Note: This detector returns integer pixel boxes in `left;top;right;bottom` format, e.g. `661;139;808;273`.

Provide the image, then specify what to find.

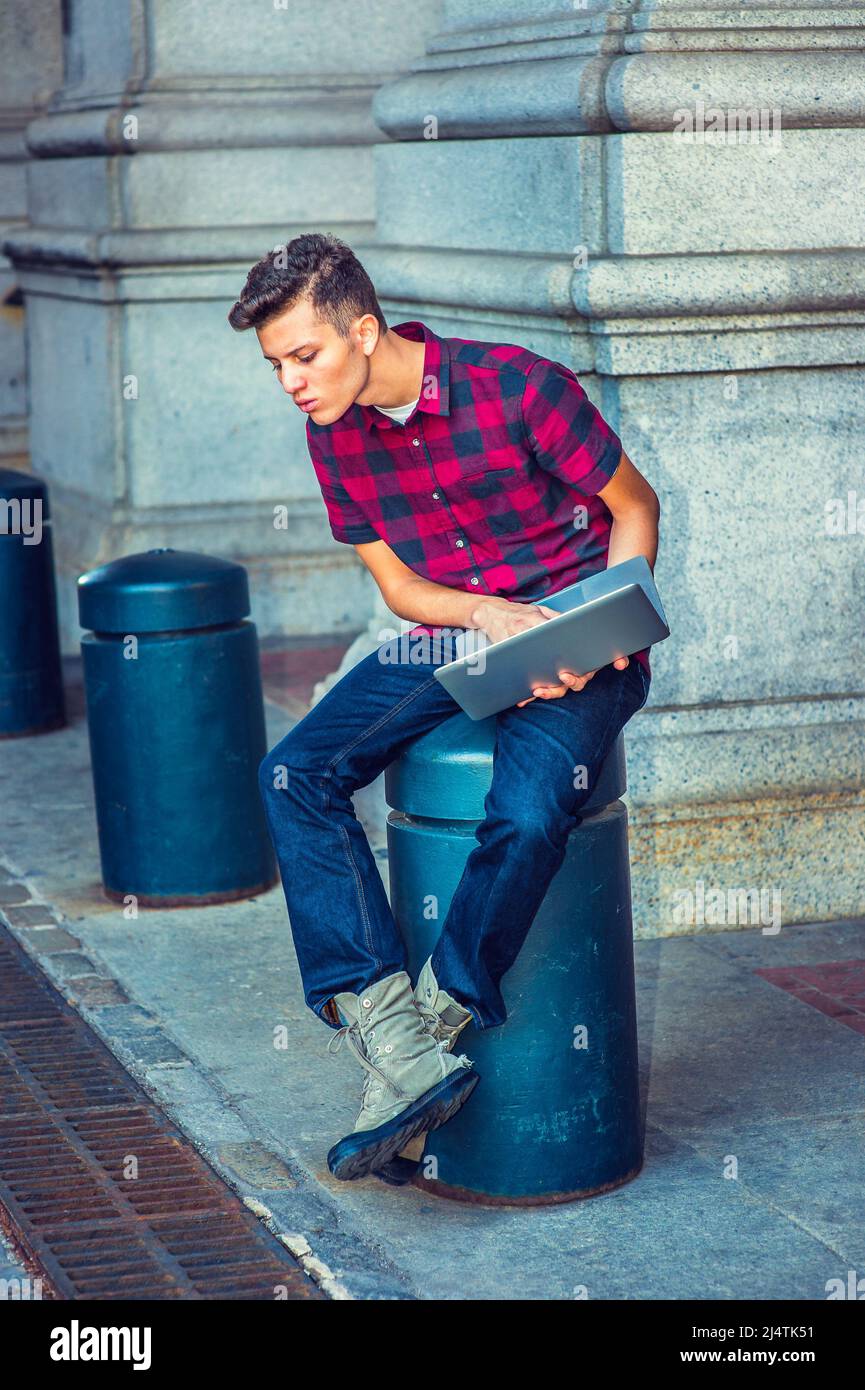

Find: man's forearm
606;506;660;574
386;574;510;629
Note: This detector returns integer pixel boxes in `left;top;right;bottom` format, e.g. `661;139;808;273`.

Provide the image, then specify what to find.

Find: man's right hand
468;596;560;645
469;596;588;708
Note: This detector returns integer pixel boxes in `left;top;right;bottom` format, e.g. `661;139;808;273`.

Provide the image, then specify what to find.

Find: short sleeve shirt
306;320;650;676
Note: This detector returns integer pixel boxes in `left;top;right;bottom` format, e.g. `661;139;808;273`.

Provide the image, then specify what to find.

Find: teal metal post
385;714;643;1205
0;468;66;737
78;548;277;906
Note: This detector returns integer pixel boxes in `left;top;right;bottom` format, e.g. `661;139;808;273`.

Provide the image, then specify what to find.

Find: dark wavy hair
227;232;387;338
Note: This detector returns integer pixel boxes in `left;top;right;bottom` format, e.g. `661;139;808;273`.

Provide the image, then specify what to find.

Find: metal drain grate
0;926;323;1300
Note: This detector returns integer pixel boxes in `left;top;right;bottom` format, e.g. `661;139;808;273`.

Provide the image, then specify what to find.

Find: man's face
256;299;376;425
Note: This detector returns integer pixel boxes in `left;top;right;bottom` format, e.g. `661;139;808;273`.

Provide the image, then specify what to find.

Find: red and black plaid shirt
307;320;650;676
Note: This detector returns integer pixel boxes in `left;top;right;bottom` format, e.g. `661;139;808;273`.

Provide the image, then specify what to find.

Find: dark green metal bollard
385;714;643;1205
0;468;66;737
78;548;277;906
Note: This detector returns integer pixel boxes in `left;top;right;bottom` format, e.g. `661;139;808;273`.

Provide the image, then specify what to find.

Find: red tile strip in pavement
755;959;865;1037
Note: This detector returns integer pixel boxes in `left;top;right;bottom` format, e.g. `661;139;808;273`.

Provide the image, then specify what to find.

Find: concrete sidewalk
0;649;863;1300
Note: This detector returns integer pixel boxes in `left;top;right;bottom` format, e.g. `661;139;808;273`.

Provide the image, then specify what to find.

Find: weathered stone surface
1;0;437;650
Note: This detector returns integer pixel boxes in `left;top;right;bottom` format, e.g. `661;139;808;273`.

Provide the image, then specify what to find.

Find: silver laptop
434;555;670;720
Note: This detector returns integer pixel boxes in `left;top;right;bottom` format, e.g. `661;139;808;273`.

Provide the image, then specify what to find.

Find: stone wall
361;0;865;929
0;0;63;469
3;0;441;644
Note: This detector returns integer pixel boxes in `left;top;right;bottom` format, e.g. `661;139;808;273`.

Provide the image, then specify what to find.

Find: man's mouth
296;397;318;413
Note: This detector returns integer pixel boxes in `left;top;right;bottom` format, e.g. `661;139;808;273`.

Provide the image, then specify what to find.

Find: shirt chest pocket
444;451;551;530
445;450;520;501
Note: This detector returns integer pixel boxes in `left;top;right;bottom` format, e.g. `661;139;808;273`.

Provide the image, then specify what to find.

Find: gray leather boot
371;959;477;1188
326;969;479;1180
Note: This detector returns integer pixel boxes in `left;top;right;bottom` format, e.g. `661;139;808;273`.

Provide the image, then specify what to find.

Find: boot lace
327;1021;409;1102
415;1002;441;1036
416;1004;471;1061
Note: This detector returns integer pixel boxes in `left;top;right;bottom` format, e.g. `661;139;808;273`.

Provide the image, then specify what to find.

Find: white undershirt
375;394;419;426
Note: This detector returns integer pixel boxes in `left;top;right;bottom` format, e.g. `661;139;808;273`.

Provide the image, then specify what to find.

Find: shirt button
455;539;464;548
412;438;421;447
470;577;479;586
432;490;440;500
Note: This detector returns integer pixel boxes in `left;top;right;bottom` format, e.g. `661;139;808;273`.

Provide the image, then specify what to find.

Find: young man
228;232;660;1182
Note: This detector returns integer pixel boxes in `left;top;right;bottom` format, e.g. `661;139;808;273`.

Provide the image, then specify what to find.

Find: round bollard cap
0;467;50;518
77;548;251;633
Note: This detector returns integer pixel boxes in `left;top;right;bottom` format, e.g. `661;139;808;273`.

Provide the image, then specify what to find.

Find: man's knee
258;729;318;802
486;803;570;852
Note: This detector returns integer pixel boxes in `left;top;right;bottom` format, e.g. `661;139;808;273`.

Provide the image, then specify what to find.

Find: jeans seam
317;768;380;973
338;819;380;973
323;672;442;775
318;671;443;982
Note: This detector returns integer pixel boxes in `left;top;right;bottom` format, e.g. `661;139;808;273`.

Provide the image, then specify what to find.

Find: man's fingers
519;673;587;704
517;655;629;708
558;668;593;690
518;684;564;705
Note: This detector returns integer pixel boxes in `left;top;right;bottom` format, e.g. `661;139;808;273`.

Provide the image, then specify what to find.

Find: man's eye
299;352;316;364
270;362;281;373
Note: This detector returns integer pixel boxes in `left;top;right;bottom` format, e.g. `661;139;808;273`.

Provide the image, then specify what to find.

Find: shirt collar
357;319;451;433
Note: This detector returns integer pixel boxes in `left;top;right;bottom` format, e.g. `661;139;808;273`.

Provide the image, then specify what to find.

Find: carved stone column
3;0;442;646
357;0;865;930
0;1;63;469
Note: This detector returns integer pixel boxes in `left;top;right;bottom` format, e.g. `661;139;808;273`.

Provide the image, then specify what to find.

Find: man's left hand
516;643;630;708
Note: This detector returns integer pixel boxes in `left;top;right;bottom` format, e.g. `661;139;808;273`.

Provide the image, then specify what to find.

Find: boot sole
327;1067;480;1182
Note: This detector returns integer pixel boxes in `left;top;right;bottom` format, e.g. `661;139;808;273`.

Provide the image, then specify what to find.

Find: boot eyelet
384;1044;393;1053
362;998;372;1008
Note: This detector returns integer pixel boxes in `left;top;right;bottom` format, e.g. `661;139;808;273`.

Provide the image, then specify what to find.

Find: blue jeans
258;630;650;1031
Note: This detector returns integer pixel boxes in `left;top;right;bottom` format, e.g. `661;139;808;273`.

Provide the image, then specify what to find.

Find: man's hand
469;596;629;708
470;596;560;646
516;654;630;706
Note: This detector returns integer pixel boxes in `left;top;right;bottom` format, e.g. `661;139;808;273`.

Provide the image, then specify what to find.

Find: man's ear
355;313;381;357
